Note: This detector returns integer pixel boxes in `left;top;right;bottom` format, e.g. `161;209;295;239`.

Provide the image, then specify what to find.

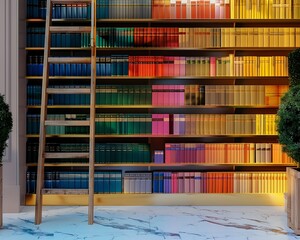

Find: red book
152;114;158;135
191;0;197;18
198;0;204;19
164;0;171;19
225;0;230;18
165;143;171;163
210;0;215;18
210;57;216;76
128;56;134;76
176;0;181;18
152;0;159;18
181;0;187;19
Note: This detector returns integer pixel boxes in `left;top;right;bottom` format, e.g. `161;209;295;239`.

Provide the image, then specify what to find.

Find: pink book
190;172;195;193
170;0;176;19
163;85;170;106
165;143;171;163
210;57;216;76
220;0;225;18
184;172;190;193
174;57;180;76
157;85;164;106
163;114;170;135
180;57;186;76
152;114;158;135
179;85;185;105
173;114;179;135
152;85;158;106
178;172;184;193
169;85;176;106
215;0;220;19
173;172;178;193
156;114;164;135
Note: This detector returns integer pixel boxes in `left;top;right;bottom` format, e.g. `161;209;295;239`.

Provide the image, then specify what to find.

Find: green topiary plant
277;48;300;165
0;95;13;164
277;85;300;164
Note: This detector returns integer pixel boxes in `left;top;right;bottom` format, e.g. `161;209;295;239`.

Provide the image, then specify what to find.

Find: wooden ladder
35;0;97;225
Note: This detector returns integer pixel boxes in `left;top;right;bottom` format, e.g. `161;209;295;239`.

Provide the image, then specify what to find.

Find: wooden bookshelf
25;1;300;206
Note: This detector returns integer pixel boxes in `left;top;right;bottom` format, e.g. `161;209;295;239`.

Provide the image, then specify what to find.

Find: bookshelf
25;0;300;206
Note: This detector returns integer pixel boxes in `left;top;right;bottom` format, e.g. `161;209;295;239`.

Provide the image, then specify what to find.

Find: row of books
27;0;300;20
152;171;286;193
26;55;288;77
27;84;288;107
232;0;298;19
164;143;293;164
27;27;300;48
26;142;292;165
26;170;286;194
27;113;277;135
124;172;152;193
27;56;128;77
26;171;122;194
26;142;151;164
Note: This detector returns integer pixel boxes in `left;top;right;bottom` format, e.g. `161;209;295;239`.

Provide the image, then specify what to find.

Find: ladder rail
88;0;96;225
35;0;52;225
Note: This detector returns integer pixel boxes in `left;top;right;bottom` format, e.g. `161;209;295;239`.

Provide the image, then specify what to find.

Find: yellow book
295;0;300;19
263;28;269;47
283;28;290;47
296;28;300;47
289;28;295;47
269;28;274;47
252;0;257;18
269;0;274;18
230;0;235;18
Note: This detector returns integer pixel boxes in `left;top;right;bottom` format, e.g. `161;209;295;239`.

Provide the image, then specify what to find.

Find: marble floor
1;206;300;240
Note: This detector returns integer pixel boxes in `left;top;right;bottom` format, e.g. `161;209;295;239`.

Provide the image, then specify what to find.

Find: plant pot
287;167;300;235
0;164;2;228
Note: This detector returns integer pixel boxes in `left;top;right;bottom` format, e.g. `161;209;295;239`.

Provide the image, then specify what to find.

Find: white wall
0;0;26;213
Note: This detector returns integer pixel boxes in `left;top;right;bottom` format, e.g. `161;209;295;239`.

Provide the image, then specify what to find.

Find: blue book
49;64;54;76
116;172;122;193
76;64;81;76
66;5;72;18
60;63;66;76
38;56;43;76
81;64;87;76
54;63;60;76
61;4;67;18
65;63;71;76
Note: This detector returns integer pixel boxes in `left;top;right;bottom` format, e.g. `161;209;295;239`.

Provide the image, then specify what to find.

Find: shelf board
25;76;289;81
25;193;285;206
26;134;278;138
26;105;280;109
26;18;300;27
26;163;296;167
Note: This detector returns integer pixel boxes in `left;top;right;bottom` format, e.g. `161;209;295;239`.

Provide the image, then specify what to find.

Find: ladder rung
50;26;92;33
42;189;89;195
51;0;91;4
45;152;89;158
45;120;90;126
48;57;91;63
47;88;91;94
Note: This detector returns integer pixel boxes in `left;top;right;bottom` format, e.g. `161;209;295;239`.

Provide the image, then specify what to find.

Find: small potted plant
277;48;300;235
0;94;13;228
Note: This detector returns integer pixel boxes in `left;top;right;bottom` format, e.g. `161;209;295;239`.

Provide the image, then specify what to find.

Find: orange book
205;0;211;18
225;0;230;18
191;0;197;18
164;0;171;19
181;0;187;19
198;0;204;18
211;0;219;19
176;0;182;18
152;0;159;18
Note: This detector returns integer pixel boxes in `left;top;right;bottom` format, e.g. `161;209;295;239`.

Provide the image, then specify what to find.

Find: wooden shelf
26;163;296;167
26;18;300;28
25;76;290;85
27;105;280;109
25;193;285;206
26;134;279;138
